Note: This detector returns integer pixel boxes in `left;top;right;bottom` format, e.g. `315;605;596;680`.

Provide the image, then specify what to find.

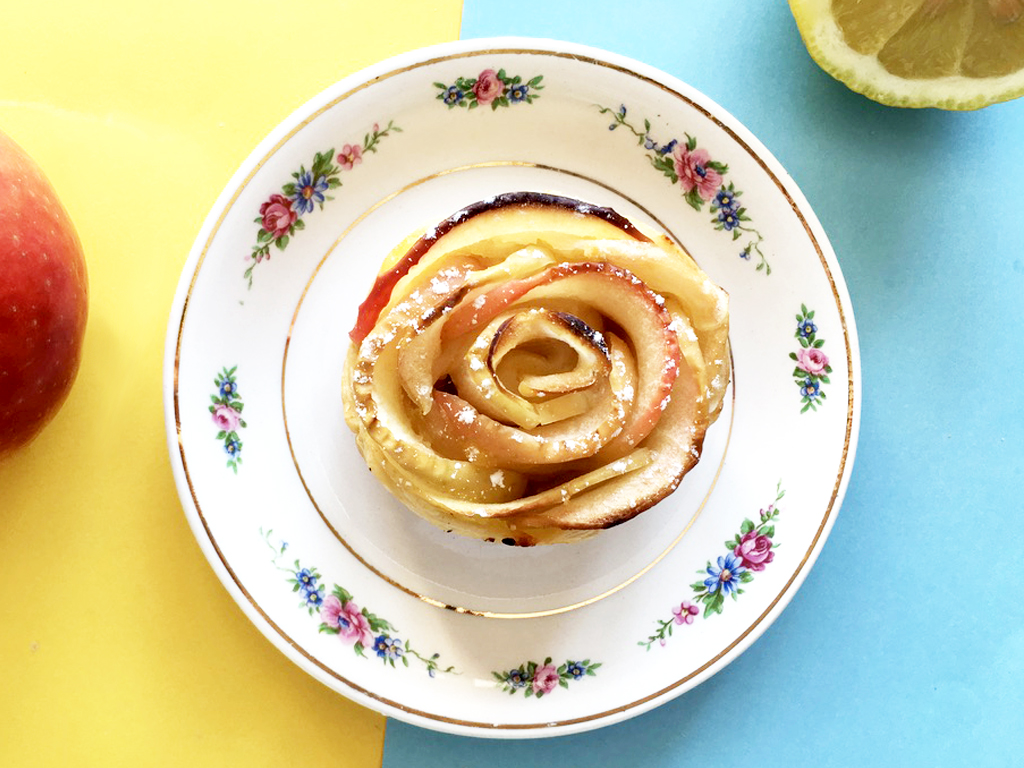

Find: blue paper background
383;3;1024;765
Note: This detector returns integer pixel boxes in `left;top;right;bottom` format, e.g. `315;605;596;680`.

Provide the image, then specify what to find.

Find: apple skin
0;131;88;458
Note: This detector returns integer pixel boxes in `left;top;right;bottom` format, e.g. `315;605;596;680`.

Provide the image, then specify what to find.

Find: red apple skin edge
0;130;88;459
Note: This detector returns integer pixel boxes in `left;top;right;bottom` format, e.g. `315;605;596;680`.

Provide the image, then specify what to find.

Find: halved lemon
790;0;1024;109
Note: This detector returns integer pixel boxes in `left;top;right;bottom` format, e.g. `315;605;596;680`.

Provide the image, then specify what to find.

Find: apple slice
447;307;611;429
345;265;537;504
555;236;730;418
442;262;681;447
422;388;619;469
490;309;609;394
350;192;651;343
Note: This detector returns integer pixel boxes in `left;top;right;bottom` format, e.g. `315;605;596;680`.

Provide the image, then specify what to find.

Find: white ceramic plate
164;38;859;738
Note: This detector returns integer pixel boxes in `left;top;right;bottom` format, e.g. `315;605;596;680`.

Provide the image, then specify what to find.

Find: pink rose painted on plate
211;403;241;433
472;68;504;105
796;346;830;377
258;194;298;241
531;663;561;696
733;530;775;571
673;144;722;202
320;595;373;648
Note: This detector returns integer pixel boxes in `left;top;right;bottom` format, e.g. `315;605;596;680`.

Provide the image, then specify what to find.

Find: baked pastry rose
343;192;729;545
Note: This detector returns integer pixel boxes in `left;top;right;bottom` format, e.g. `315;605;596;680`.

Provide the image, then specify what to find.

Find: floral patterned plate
164;38;860;738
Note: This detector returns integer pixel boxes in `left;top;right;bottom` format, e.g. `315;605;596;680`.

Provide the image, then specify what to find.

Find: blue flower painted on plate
643;136;678;155
565;661;587;680
443;85;464;106
508;83;530;102
704;553;747;596
290;171;328;215
374;635;405;661
715;187;738;211
302;584;324;610
798;319;817;338
716;208;741;231
505;668;530;689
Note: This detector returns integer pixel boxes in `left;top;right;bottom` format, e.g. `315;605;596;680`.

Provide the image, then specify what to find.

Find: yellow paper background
0;2;461;765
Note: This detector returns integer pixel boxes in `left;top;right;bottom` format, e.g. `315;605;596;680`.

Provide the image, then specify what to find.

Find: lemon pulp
791;0;1024;109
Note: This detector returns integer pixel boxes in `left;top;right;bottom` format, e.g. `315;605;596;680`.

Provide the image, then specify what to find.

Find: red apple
0;130;88;458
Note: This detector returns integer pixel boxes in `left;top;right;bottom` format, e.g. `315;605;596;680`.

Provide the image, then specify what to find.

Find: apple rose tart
342;192;729;545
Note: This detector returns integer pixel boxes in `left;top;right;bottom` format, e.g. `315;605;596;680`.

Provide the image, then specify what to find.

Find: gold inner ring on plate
280;161;736;619
173;46;856;732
